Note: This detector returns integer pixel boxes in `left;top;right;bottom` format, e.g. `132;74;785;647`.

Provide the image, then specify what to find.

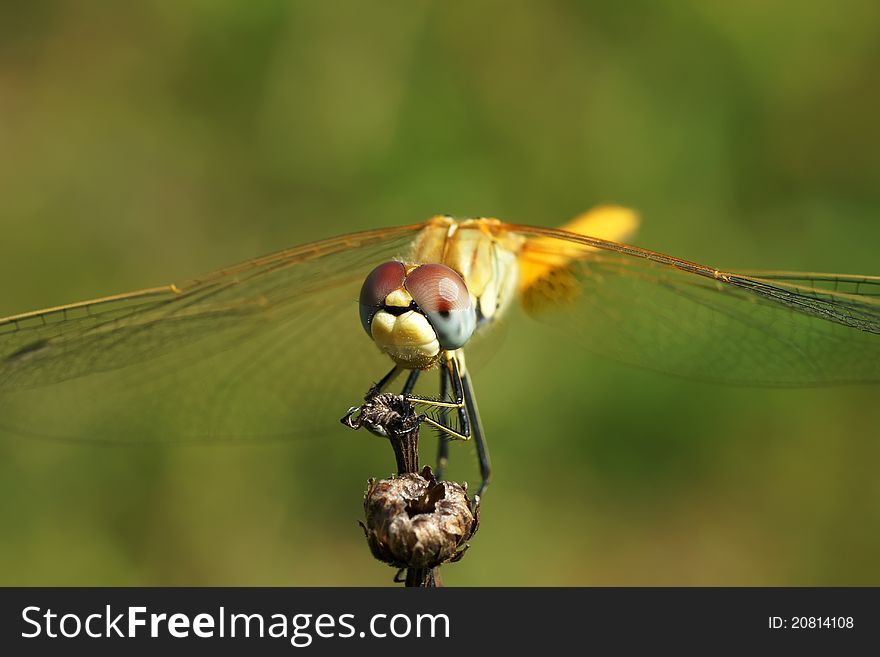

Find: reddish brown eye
405;264;476;349
405;265;469;312
360;261;406;307
359;261;406;334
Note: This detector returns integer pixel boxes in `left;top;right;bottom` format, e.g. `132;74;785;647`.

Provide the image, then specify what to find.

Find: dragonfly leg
362;356;485;496
374;364;403;393
435;366;450;480
461;370;490;500
401;369;420;396
405;355;470;441
341;365;411;430
354;361;470;440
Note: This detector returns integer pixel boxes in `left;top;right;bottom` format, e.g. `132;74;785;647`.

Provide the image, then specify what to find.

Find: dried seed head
341;391;419;439
362;466;479;569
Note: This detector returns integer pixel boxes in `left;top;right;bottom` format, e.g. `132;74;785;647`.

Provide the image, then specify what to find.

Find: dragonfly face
358;261;476;369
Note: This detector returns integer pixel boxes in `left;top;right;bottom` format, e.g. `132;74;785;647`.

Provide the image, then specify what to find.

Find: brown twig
342;390;478;587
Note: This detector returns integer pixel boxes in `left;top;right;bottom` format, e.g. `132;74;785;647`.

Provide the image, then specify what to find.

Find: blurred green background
1;0;878;585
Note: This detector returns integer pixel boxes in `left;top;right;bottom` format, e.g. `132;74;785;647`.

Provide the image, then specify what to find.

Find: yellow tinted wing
517;205;639;297
0;224;424;442
509;223;880;385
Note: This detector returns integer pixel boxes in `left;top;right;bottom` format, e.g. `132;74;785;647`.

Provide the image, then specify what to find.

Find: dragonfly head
359;261;476;369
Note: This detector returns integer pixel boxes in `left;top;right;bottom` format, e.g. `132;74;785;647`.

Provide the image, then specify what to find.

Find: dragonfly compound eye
359;261;407;335
405;264;476;350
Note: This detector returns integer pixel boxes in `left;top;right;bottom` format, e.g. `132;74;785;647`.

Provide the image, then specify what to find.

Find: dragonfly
1;206;878;499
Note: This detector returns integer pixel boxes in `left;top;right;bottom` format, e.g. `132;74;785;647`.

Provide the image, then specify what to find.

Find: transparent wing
505;223;880;385
0;224;425;442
